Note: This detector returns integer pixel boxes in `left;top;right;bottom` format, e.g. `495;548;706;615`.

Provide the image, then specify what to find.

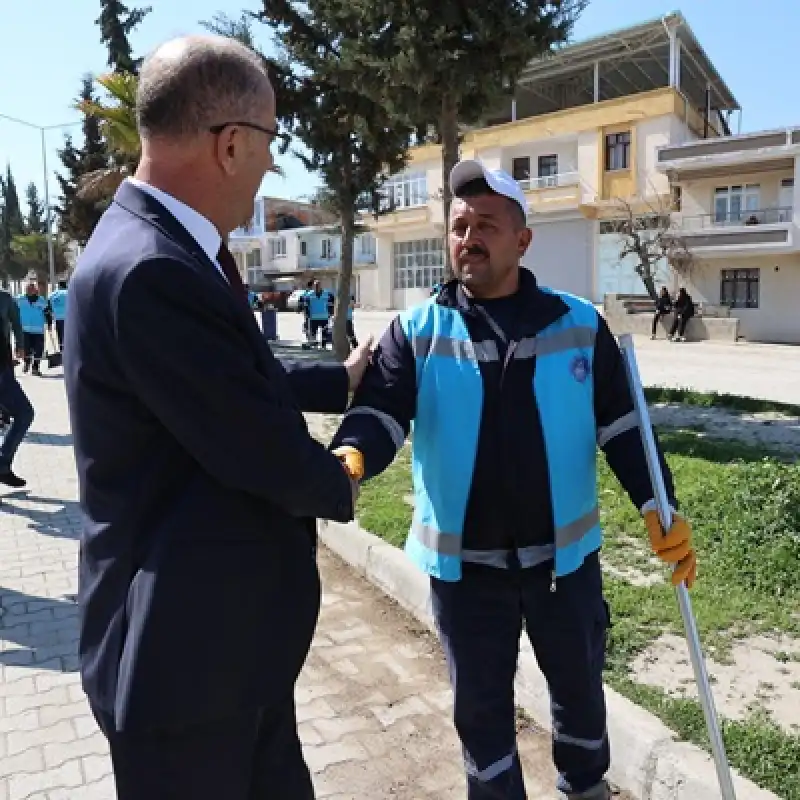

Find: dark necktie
216;243;249;305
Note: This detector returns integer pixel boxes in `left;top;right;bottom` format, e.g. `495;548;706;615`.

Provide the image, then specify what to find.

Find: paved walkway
273;311;800;404
0;371;559;799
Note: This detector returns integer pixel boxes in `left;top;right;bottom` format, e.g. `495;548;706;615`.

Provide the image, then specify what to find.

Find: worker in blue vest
49;280;69;350
329;161;697;800
306;280;334;349
16;282;52;376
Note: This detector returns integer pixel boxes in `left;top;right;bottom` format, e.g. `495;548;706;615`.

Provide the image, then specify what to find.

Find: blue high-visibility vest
49;289;68;321
16;295;49;334
399;291;601;582
307;290;332;321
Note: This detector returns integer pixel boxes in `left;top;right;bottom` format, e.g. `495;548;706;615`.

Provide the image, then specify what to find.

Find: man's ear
518;227;533;256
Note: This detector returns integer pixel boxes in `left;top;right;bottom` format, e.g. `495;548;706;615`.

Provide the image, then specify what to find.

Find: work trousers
22;332;44;371
431;552;611;799
0;366;34;470
55;319;65;350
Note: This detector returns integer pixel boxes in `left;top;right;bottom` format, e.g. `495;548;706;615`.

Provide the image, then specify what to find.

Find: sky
1;0;798;215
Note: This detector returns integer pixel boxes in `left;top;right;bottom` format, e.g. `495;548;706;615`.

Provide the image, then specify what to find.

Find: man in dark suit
64;35;370;800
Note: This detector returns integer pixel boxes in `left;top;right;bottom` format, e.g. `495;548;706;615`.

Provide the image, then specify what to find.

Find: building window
720;268;760;309
245;249;262;268
512;157;531;188
383;171;428;209
538;154;558;178
268;237;287;259
253;199;263;231
671;185;682;211
359;233;375;255
321;238;334;259
714;184;760;225
393;238;445;290
300;241;307;256
605;131;631;171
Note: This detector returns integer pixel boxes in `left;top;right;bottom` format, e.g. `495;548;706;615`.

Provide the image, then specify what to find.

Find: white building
229;224;377;298
657;127;800;343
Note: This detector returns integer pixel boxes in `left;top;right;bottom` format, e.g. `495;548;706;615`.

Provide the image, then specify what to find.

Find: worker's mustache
461;245;488;258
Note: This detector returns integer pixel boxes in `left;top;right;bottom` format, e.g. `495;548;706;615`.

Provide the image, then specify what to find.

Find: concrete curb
318;518;780;800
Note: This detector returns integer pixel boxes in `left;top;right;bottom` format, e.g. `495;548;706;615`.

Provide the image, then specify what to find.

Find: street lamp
0;113;82;290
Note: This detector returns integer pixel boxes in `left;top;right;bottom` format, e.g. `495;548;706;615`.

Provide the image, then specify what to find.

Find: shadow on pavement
0;491;82;540
0;585;79;672
24;431;74;447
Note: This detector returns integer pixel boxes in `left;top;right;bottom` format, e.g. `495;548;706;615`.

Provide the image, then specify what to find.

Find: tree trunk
439;92;459;280
638;263;659;301
332;143;355;360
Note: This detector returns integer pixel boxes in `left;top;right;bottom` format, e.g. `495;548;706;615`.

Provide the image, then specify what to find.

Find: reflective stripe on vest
399;291;601;582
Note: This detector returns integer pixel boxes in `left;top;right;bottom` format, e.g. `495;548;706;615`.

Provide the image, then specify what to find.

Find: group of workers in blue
0;278;69;489
14;279;68;375
297;278;358;349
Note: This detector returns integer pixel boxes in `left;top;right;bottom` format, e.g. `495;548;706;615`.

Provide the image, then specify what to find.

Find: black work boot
561;781;612;800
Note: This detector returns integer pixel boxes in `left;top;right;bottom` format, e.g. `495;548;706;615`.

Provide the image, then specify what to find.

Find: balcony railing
679;206;794;231
517;171;580;191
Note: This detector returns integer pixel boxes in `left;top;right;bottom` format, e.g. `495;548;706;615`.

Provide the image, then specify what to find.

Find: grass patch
354;430;800;797
644;387;800;417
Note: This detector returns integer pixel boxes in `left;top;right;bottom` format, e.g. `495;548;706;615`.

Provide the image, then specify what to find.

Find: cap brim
449;160;487;196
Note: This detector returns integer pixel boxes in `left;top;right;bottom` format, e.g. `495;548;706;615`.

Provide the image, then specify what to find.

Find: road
0;371;562;799
272;310;800;405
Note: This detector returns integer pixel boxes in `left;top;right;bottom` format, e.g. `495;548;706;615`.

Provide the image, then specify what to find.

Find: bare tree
607;196;693;301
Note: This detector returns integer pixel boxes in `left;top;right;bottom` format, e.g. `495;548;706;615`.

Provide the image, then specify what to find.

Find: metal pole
41;127;56;291
618;333;737;800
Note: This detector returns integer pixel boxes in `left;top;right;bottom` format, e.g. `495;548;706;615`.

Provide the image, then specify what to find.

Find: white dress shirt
127;178;227;281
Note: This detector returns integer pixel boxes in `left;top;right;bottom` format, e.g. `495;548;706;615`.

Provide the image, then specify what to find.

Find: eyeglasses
209;121;290;150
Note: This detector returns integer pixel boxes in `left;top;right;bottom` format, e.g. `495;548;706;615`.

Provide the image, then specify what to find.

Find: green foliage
25;183;45;235
56;76;112;245
644;386;800;417
0;165;26;283
10;232;69;282
96;0;151;74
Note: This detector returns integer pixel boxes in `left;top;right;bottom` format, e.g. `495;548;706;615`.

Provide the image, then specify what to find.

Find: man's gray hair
137;35;271;139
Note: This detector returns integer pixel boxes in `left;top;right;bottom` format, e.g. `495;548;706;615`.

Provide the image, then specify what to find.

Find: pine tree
354;0;587;276
0;166;26;283
56;76;112;245
96;0;152;74
25;183;45;234
251;2;413;357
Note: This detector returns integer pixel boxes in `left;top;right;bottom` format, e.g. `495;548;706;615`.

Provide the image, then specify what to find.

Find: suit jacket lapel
113;181;228;292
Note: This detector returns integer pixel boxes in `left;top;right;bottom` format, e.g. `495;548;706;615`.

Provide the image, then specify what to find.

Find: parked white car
286;289;306;311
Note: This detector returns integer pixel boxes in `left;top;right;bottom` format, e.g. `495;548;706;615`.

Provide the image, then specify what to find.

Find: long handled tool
618;334;737;800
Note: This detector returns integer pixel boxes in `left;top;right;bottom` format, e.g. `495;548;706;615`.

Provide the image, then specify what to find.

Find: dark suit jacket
64;181;355;733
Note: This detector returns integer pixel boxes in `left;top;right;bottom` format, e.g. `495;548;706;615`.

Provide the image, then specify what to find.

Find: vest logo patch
570;353;591;383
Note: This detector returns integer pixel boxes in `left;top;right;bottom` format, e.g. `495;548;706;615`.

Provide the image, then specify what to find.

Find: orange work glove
331;446;365;481
643;507;697;589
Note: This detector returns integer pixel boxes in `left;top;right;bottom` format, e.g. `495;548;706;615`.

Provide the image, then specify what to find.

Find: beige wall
354;266;380;309
577;131;600;203
636;115;685;196
687;254;800;343
496;137;579;179
678;168;795;219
